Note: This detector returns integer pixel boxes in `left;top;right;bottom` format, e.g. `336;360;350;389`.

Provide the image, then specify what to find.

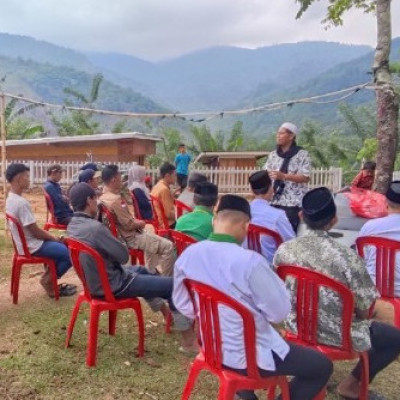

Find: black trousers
232;343;333;400
272;205;300;233
177;173;188;190
352;321;400;382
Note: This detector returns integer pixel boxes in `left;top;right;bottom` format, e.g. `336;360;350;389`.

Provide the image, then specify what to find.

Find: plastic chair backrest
356;236;400;298
170;230;197;256
150;194;169;229
184;279;261;379
247;223;283;254
175;199;193;218
130;191;144;220
98;203;118;237
276;265;355;352
43;188;57;224
65;237;116;302
5;213;31;257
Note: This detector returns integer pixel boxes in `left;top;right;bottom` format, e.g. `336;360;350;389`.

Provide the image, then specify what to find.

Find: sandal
50;283;77;298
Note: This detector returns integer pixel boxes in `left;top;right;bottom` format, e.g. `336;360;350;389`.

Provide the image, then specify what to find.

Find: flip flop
49;283;77;298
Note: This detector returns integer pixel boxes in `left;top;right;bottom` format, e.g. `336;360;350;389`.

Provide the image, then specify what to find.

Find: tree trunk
373;0;399;193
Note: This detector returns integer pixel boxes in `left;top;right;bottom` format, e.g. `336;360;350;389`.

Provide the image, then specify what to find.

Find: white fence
1;160;344;194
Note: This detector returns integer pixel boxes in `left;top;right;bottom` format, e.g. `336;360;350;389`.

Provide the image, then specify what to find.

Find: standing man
44;164;74;225
6;163;75;298
174;144;191;191
264;122;311;233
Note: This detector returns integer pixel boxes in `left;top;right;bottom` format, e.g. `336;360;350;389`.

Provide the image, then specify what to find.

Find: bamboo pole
0;94;6;201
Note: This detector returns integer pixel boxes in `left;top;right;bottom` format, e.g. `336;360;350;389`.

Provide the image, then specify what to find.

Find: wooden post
0;94;6;203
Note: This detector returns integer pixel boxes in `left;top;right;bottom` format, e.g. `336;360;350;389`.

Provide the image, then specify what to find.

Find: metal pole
0;94;6;202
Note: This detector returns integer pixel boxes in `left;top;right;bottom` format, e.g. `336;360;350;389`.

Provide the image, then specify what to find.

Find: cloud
0;0;399;60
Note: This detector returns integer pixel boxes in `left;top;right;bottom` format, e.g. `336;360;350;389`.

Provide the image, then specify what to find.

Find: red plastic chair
42;188;68;231
150;194;171;236
170;230;197;256
5;213;59;304
356;236;400;327
175;199;193;218
181;279;290;400
276;264;370;400
130;190;159;232
247;223;283;255
98;203;145;266
64;238;145;367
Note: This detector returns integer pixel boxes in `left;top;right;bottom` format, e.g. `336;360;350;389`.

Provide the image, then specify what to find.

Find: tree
52;73;104;136
295;0;399;193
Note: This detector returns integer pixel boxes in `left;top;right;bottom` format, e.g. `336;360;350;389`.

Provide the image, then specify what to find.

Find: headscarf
128;164;149;198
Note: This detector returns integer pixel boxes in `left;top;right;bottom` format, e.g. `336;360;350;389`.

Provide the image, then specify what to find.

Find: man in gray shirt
67;183;196;352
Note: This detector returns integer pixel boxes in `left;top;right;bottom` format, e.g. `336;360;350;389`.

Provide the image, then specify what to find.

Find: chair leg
359;352;370;400
12;262;22;305
109;310;117;335
87;306;100;367
165;311;172;334
132;303;145;357
10;255;17;296
278;377;291;400
394;306;400;328
181;362;203;400
65;295;84;348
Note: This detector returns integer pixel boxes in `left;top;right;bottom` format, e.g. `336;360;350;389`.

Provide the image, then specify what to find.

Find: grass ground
0;191;399;399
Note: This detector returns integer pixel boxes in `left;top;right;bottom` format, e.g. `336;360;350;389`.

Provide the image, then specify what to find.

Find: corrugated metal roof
195;151;269;163
3;132;161;147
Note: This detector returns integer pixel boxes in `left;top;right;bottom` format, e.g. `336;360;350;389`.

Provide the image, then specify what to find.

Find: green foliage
357;137;378;160
226;121;245;151
295;0;376;26
112;119;129;133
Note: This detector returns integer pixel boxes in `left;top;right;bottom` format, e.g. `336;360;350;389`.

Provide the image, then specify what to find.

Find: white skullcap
280;122;299;135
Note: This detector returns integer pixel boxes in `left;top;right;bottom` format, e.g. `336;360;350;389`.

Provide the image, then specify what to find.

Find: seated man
173;194;333;400
177;172;207;210
274;187;400;399
99;165;175;276
79;169;102;192
246;170;295;263
68;183;195;351
5;163;76;297
358;180;400;296
351;161;376;190
175;182;218;241
151;162;177;229
44;164;73;225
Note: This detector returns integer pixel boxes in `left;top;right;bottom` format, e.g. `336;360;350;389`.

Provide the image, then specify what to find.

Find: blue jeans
33;241;72;278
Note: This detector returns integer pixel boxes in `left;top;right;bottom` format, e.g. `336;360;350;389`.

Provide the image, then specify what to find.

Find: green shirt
175;205;213;241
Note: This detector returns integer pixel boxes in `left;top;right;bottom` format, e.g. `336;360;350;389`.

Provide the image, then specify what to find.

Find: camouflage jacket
273;230;379;351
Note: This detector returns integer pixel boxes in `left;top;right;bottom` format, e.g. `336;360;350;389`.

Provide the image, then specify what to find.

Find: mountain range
0;32;399;137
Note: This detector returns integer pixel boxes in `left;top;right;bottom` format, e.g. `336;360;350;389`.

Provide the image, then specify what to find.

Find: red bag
344;187;388;219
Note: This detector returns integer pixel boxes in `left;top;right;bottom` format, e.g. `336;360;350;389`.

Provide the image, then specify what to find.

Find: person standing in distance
174;144;191;192
264;122;311;232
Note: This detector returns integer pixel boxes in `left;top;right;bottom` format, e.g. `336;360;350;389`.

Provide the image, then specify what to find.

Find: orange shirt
151;179;176;228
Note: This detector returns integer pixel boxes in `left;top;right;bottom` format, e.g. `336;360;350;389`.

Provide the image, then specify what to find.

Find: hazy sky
1;0;399;61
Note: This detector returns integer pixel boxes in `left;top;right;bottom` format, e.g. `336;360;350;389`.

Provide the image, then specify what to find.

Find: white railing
0;160;344;194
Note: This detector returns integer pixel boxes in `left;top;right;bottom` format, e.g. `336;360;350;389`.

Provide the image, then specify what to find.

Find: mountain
87;42;372;111
233;37;400;136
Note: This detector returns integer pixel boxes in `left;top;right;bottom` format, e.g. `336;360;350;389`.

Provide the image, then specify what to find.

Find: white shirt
358;213;400;296
264;149;311;207
245;199;295;263
6;192;43;254
173;238;291;371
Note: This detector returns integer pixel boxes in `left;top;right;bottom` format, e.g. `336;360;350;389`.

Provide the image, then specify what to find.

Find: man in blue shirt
246;170;295;263
44;164;73;225
174;144;191;191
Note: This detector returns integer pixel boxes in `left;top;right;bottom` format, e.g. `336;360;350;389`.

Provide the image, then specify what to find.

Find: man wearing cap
358;180;400;296
100;165;175;276
78;169;101;192
173;194;333;400
44;164;73;225
67;183;196;352
264;122;311;233
177;172;208;210
247;170;295;263
175;182;218;241
6;163;76;298
274;186;400;399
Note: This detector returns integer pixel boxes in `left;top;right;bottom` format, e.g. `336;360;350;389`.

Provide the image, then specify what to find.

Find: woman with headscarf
128;164;153;220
